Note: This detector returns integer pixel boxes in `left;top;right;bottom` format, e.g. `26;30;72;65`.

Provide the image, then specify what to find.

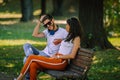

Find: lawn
0;21;120;80
0;0;120;80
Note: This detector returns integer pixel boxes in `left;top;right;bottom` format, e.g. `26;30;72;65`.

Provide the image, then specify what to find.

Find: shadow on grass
88;49;120;80
0;44;46;79
0;43;120;80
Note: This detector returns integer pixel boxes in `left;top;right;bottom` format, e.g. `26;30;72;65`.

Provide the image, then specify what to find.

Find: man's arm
32;21;45;38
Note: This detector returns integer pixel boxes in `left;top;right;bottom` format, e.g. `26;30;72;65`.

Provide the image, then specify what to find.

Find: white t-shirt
58;40;73;55
42;27;68;56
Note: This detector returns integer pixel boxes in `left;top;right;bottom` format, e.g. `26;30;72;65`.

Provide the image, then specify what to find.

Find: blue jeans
23;43;49;80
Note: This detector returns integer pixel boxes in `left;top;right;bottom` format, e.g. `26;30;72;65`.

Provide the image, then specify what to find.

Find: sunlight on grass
39;74;52;79
112;67;119;73
0;20;19;25
0;12;66;25
92;56;101;64
0;13;21;25
0;13;21;18
5;63;15;68
118;56;120;60
33;9;41;16
108;37;120;47
0;0;3;3
0;40;46;46
108;37;120;50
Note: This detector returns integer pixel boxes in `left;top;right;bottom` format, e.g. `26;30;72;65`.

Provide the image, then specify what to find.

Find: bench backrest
68;48;94;76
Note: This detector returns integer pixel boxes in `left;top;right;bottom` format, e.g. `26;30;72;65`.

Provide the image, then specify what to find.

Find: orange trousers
20;55;68;80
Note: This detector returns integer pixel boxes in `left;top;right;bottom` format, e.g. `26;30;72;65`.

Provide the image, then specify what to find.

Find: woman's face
66;24;70;32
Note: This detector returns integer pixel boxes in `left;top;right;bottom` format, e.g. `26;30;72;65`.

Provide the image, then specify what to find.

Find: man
23;14;68;80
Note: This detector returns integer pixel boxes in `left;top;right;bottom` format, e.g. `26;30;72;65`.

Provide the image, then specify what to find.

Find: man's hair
41;14;53;23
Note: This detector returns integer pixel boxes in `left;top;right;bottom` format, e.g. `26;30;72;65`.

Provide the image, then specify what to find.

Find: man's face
43;19;54;30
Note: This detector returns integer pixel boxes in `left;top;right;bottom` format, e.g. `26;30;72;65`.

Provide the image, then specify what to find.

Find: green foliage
88;33;93;40
104;0;120;36
89;49;120;80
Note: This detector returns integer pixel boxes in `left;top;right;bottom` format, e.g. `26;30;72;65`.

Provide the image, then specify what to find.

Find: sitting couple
16;14;83;80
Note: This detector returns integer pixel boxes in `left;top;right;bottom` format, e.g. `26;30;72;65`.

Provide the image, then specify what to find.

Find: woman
16;17;83;80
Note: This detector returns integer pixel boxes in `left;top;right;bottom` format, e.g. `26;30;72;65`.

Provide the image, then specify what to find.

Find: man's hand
53;39;62;45
40;15;46;22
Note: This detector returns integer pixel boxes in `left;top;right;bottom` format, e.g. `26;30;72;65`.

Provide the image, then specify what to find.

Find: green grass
0;22;47;79
108;37;120;48
89;49;120;80
0;0;120;80
0;22;120;80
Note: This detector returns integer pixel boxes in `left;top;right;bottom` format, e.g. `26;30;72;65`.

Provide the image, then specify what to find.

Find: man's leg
23;43;40;80
23;43;43;63
23;43;40;57
23;43;49;80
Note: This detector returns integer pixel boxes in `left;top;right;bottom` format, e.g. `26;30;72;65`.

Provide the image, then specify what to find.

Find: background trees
104;0;120;35
79;0;115;49
0;0;119;49
20;0;33;22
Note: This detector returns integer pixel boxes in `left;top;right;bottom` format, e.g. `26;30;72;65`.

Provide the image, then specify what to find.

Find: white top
42;27;68;56
58;40;73;55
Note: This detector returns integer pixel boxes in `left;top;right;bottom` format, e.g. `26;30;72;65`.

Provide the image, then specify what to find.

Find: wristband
57;55;60;59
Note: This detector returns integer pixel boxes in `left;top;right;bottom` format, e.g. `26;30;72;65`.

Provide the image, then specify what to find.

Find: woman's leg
17;55;67;80
23;43;49;80
16;73;24;80
29;56;67;80
17;55;35;80
29;62;40;80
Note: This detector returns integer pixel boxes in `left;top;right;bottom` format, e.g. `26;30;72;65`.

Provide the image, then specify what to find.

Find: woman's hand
51;54;61;59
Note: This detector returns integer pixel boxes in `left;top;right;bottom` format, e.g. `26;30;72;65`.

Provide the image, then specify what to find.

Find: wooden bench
44;48;94;80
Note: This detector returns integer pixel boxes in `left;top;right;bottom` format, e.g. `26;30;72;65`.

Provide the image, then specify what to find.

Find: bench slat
76;55;92;62
78;52;93;57
73;59;92;66
71;60;89;69
69;64;85;72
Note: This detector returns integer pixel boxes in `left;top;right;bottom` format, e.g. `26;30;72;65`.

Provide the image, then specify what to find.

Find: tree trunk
20;0;33;22
52;0;63;16
41;0;46;15
79;0;115;49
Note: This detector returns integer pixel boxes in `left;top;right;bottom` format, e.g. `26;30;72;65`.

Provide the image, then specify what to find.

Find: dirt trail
0;72;15;80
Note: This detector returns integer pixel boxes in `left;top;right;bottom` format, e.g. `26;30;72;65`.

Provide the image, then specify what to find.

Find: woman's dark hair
41;14;53;23
65;17;83;42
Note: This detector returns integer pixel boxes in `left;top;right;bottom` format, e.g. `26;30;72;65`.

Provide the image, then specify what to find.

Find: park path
0;72;15;80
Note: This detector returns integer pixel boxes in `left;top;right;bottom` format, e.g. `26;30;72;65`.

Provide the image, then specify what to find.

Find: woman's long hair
65;17;83;42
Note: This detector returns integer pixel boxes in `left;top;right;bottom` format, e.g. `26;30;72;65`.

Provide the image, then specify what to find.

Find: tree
104;0;120;34
51;0;63;16
41;0;46;15
20;0;33;22
79;0;115;49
